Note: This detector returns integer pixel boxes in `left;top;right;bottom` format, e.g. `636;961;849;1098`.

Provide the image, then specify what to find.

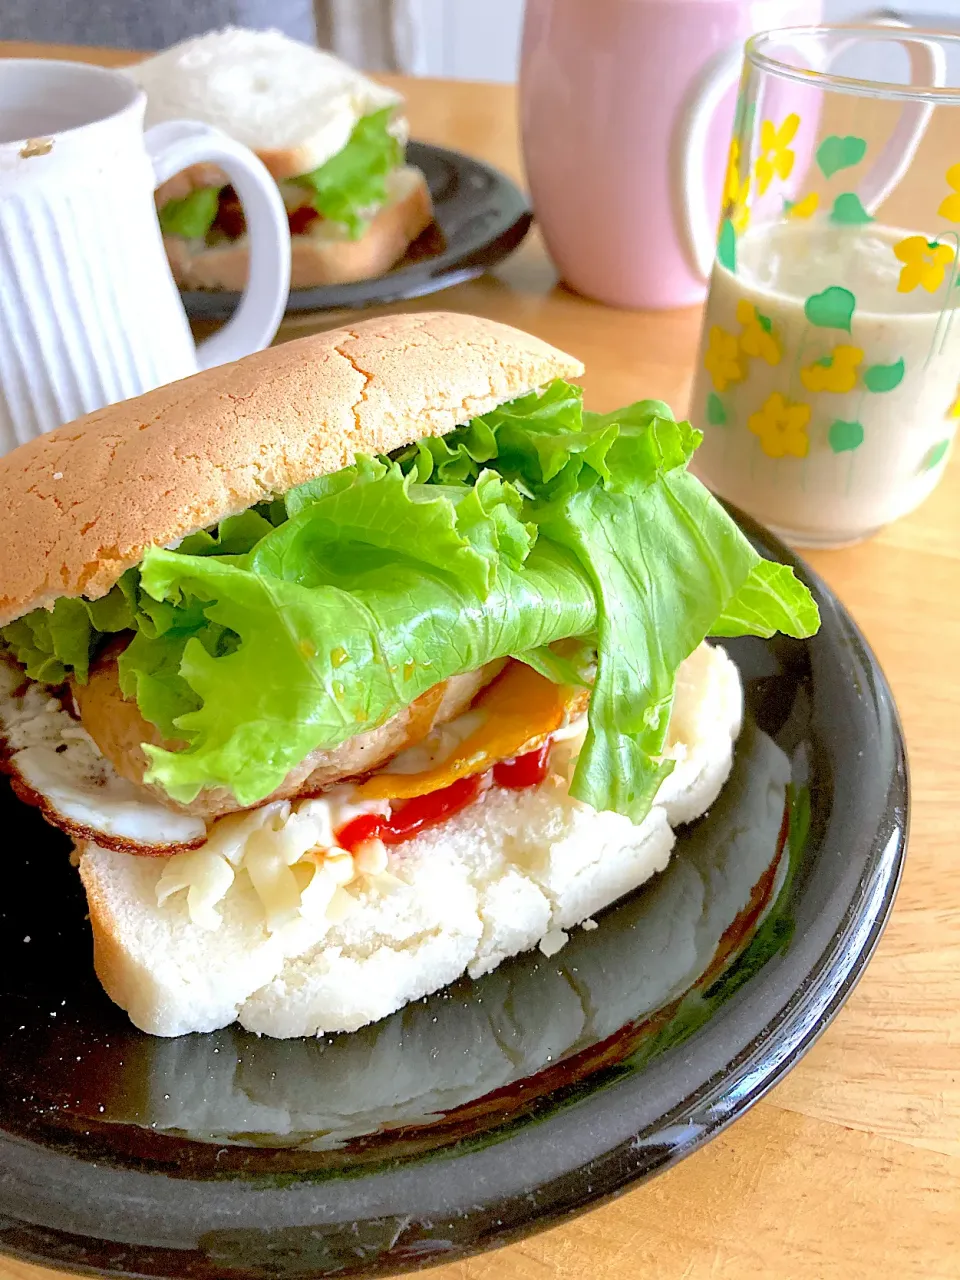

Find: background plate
0;512;907;1279
179;141;533;319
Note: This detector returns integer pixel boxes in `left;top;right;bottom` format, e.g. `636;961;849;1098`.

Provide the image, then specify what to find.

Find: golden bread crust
0;312;582;625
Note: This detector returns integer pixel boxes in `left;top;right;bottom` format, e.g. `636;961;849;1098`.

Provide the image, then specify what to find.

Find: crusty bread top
0;313;582;625
128;27;403;182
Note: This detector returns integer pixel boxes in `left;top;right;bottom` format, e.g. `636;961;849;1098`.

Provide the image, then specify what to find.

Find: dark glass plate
0;510;907;1279
179;141;533;319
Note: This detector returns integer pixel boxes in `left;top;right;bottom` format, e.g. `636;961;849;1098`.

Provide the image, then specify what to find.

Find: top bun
127;27;404;182
0;312;582;626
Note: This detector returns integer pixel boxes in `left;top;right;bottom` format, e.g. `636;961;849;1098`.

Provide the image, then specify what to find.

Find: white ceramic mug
0;59;291;453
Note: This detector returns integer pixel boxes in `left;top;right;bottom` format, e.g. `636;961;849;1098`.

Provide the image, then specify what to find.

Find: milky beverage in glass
691;221;960;545
688;24;958;545
520;0;821;309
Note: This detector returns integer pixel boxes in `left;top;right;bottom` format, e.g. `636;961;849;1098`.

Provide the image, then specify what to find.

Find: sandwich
128;28;433;291
0;312;819;1039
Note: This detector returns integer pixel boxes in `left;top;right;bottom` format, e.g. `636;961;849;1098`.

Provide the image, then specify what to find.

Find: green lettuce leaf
1;573;137;684
139;538;595;805
454;391;811;819
711;560;820;638
515;638;596;688
253;461;534;596
532;465;761;818
1;378;820;824
293;108;403;239
158;186;221;239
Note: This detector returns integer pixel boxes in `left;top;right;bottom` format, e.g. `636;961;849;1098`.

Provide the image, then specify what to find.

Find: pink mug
519;0;823;309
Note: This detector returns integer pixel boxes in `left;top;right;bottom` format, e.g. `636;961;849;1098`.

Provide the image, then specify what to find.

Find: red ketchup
336;744;553;852
336;773;486;852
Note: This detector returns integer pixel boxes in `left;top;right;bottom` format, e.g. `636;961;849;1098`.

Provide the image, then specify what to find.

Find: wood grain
0;41;958;1280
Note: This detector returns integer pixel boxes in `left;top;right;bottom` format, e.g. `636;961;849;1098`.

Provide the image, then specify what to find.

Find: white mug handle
674;13;944;283
145;120;291;370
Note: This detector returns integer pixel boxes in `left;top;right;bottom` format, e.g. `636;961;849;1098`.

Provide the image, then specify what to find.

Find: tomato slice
492;742;551;790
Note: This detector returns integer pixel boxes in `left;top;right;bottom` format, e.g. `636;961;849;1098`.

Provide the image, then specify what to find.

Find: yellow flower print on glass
736;300;781;365
722;139;752;235
800;344;864;394
704;326;744;392
755;114;800;196
723;139;741;207
949;386;960;419
938;163;960;221
748;392;811;459
786;191;819;220
730;178;751;235
894;235;955;293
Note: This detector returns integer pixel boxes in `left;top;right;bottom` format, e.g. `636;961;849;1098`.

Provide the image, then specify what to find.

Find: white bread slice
80;786;674;1040
102;723;789;1145
77;643;743;1039
656;638;745;825
128;27;403;181
165;166;433;292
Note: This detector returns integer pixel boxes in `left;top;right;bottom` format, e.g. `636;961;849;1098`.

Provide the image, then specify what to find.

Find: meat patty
72;650;504;821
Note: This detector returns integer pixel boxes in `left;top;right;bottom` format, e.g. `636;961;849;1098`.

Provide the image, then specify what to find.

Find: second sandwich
130;28;433;290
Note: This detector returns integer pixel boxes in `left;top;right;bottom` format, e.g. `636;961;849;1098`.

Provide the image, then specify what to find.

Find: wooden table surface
1;40;958;1280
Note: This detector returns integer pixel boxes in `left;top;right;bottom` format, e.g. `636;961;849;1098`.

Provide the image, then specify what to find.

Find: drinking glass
688;25;958;546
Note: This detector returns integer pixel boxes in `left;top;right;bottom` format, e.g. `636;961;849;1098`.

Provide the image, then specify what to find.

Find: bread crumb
538;928;569;958
581;918;598;931
52;472;63;480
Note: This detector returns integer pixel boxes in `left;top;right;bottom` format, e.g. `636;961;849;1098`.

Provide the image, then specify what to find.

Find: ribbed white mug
0;59;291;453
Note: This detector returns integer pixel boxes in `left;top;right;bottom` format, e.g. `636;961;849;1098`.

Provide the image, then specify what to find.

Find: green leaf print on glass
733;91;746;134
816;134;867;179
828;420;865;453
706;393;728;426
864;358;906;393
717;219;737;272
830;193;873;225
756;312;773;334
804;286;856;333
733;92;757;138
923;438;951;470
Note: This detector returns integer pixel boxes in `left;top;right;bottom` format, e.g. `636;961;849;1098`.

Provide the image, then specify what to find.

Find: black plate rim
0;507;908;1280
179;141;533;319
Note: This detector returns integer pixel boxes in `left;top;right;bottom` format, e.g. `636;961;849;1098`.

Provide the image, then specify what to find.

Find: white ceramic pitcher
0;59;291;453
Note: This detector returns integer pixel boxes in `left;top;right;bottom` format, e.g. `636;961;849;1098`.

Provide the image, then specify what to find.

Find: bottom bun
165;166;434;292
78;642;743;1039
